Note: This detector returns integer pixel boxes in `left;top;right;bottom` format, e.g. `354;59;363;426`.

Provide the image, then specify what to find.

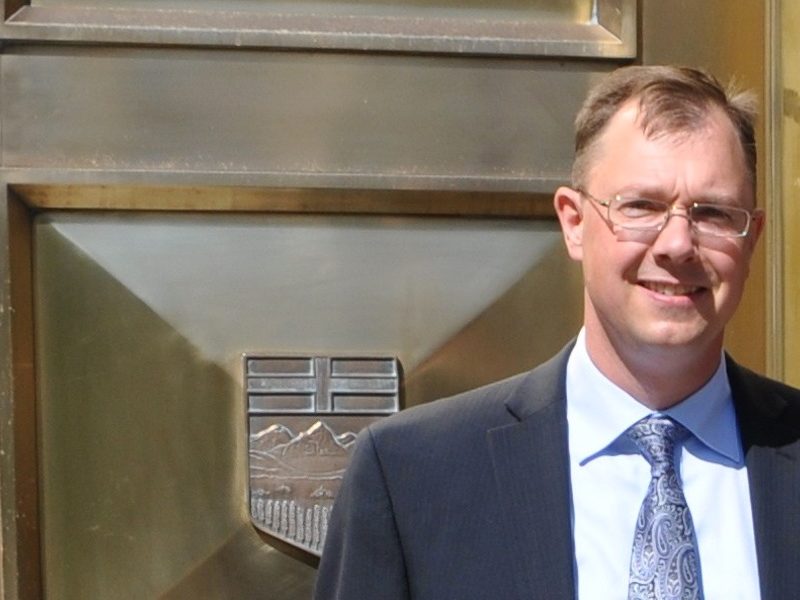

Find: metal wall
777;0;800;387
0;0;772;598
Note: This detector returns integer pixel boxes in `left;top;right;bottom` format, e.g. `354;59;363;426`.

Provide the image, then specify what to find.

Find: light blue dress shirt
566;329;761;599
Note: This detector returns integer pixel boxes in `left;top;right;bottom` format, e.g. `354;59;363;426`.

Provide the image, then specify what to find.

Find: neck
583;328;723;410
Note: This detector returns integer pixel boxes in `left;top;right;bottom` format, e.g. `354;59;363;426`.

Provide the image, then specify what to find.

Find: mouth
639;281;704;296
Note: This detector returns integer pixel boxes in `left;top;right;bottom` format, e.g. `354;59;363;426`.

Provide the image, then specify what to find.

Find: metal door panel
0;0;773;597
34;211;581;597
2;46;609;191
4;1;636;57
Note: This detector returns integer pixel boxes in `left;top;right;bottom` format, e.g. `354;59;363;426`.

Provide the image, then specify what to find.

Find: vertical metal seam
765;0;785;380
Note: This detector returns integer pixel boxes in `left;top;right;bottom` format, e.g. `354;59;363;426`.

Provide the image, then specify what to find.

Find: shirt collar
566;328;742;467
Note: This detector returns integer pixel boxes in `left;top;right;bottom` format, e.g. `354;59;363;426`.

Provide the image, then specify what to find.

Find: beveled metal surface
0;192;41;600
778;0;800;386
10;185;557;218
0;46;612;192
2;0;636;57
33;210;581;597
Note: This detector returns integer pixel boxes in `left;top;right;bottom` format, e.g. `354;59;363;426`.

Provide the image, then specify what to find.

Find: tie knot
626;415;689;473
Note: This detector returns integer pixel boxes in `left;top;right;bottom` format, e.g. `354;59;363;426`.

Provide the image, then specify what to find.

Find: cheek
707;251;751;303
582;245;636;296
700;237;754;274
580;219;622;268
579;216;650;286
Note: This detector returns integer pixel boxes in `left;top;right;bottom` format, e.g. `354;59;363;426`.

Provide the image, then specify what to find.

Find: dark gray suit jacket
314;345;800;599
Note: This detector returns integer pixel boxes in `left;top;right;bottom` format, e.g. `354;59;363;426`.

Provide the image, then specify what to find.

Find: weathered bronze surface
31;210;580;597
0;0;774;597
2;0;635;57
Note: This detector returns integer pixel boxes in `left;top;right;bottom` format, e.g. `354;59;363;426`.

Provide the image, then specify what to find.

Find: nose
650;208;697;262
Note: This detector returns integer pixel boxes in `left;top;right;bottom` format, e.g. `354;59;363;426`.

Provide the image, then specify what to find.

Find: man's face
556;100;763;366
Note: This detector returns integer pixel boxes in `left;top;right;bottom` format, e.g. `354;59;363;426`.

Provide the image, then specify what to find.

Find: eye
614;197;666;219
691;204;736;225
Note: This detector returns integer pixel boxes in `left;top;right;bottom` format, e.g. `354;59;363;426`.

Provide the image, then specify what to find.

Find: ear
553;186;584;261
745;208;765;255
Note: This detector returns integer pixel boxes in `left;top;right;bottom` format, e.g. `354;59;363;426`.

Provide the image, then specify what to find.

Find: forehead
585;101;752;203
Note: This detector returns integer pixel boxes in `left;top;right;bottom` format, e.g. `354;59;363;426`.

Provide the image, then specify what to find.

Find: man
314;66;800;599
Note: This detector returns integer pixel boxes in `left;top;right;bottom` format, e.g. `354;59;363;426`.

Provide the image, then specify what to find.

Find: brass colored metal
33;210;580;597
0;192;41;599
3;0;22;20
765;0;784;381
777;0;800;386
12;185;556;218
2;0;636;57
1;46;605;193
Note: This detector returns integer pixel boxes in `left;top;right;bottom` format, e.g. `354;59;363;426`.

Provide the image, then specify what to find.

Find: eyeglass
577;189;753;238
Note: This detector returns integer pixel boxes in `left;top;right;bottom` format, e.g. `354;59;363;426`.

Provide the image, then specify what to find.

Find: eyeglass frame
575;188;755;238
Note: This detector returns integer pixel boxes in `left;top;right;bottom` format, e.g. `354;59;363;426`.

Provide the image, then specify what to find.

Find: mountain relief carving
249;420;359;555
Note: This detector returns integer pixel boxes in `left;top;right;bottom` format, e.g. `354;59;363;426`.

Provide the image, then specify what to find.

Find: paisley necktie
626;415;704;600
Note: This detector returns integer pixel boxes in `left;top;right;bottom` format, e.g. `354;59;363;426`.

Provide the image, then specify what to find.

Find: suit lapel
480;350;800;599
486;348;575;599
728;357;800;600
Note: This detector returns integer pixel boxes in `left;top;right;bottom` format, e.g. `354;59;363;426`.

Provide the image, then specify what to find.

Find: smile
640;282;703;296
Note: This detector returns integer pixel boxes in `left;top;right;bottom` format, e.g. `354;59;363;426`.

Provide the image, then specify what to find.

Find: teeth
642;282;700;296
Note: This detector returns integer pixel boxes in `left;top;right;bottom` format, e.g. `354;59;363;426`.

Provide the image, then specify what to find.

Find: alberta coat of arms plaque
245;355;400;556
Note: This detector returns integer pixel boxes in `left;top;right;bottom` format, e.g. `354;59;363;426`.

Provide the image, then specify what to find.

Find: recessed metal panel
4;0;636;57
33;210;582;597
1;46;613;191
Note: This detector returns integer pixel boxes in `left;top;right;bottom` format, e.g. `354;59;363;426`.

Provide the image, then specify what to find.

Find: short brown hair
572;65;757;193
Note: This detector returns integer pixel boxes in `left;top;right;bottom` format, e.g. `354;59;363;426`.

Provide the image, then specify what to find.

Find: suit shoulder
367;370;531;445
727;358;800;439
730;359;800;404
